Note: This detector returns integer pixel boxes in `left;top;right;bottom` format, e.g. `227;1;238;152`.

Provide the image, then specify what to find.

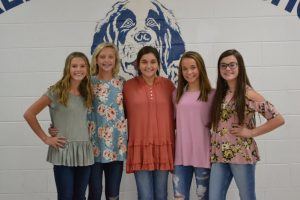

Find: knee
173;175;186;200
196;185;208;200
174;195;185;200
87;190;102;200
195;173;209;200
173;174;179;187
108;196;119;200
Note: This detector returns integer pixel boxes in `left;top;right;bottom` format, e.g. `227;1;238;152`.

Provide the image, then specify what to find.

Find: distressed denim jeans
134;170;169;200
172;165;210;200
209;163;256;200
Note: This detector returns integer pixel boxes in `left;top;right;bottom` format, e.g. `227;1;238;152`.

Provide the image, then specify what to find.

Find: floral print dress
210;87;280;164
88;75;127;163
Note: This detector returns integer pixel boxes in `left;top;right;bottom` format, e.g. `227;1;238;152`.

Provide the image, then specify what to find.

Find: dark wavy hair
136;46;160;76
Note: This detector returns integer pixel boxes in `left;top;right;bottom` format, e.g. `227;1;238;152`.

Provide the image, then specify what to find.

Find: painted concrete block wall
0;0;299;199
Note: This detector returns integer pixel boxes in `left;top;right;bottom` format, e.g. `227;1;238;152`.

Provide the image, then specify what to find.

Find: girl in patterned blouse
87;42;127;200
209;49;285;200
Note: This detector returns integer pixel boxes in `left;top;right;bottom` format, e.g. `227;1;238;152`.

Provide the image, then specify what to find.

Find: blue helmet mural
91;0;185;83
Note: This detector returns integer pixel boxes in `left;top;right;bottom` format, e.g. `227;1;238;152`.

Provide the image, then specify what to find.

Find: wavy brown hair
176;51;212;103
211;49;252;131
50;52;93;108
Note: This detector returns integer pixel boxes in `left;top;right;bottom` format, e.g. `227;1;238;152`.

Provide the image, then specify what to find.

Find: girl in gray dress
24;52;94;200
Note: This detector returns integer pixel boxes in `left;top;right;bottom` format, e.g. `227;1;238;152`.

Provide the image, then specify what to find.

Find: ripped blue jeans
172;165;210;200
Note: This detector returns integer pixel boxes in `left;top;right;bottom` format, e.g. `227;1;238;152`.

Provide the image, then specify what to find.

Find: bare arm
231;89;285;138
23;95;66;148
231;114;285;138
251;114;285;137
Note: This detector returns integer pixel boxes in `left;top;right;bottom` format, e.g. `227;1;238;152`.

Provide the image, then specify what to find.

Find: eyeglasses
219;62;238;70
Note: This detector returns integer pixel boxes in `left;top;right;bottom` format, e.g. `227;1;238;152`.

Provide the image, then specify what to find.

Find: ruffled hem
47;141;94;167
211;159;259;165
210;149;260;164
126;143;174;173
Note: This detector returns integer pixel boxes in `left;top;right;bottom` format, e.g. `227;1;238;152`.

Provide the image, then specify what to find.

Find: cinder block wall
0;0;299;199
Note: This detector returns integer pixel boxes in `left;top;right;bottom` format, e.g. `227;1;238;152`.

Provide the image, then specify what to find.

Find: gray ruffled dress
45;90;94;167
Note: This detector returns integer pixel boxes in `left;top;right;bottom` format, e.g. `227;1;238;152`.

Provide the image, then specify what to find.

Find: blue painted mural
0;0;30;15
91;0;186;82
271;0;300;18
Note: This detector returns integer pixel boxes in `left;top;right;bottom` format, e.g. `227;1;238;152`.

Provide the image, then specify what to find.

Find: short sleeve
250;100;280;120
43;89;57;108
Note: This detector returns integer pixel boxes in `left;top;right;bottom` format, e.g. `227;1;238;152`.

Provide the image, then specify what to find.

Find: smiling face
69;57;88;82
219;55;239;83
96;47;116;75
139;52;159;81
181;57;200;86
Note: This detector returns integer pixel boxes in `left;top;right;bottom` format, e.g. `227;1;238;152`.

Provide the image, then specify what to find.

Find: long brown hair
211;49;252;130
50;52;93;108
176;51;212;103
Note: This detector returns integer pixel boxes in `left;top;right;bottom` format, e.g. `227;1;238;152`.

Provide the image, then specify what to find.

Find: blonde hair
90;42;120;76
50;52;93;108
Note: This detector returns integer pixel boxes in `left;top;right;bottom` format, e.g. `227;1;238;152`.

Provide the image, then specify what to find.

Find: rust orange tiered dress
123;76;175;173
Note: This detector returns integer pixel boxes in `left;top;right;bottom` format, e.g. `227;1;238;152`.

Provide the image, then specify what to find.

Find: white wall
0;0;299;199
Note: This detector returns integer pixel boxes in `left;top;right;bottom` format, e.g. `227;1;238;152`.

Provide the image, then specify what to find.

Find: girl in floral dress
87;42;127;200
209;49;285;200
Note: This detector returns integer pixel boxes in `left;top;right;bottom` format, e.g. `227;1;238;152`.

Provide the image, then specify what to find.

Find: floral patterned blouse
88;75;127;163
210;87;280;164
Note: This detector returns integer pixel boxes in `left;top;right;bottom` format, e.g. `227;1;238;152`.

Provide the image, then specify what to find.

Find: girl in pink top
173;51;215;200
209;49;285;200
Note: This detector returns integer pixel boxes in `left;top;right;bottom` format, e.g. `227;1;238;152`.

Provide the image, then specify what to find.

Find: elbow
23;110;30;122
280;116;285;126
277;114;285;127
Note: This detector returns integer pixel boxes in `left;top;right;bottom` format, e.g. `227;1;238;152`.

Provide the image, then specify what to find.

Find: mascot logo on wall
91;0;185;82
